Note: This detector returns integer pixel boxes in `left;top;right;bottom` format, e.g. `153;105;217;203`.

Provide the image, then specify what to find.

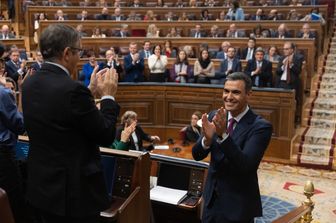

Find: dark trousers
33;208;100;223
202;193;254;223
0;146;26;223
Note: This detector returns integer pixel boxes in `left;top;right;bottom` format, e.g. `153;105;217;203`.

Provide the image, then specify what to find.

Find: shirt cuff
216;133;229;144
101;95;115;101
18;69;24;75
201;137;210;150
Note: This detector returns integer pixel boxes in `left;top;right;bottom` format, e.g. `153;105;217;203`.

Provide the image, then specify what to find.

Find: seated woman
82;50;103;87
112;111;160;151
166;27;181;38
225;0;245;21
163;40;177;58
146;24;159;38
91;27;106;38
170;50;193;83
148;44;168;82
264;46;281;62
194;49;215;84
183;111;202;143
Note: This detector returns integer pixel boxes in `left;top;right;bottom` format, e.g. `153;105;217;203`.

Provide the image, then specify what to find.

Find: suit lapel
231;110;256;143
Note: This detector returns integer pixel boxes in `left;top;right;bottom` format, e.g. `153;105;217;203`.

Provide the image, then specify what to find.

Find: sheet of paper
154;145;169;150
150;186;187;205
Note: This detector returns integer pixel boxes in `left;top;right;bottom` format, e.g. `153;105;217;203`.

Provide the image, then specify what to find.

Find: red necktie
227;118;236;135
286;59;291;84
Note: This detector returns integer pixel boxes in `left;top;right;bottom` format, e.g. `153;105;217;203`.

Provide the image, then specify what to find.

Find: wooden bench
1;38;26;49
26;5;328;40
76;37;314;89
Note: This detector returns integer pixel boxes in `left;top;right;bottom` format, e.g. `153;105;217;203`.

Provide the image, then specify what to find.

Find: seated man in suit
250;8;267;20
111;7;126;21
139;40;152;59
297;23;316;39
214;47;241;84
102;50;123;80
0;24;15;39
273;23;292;38
208;25;223;38
96;7;111;20
226;23;246;38
190;24;207;38
129;0;144;7
5;49;27;88
123;42;145;82
216;41;231;60
114;24;130;38
244;47;273;87
240;37;257;60
30;51;44;72
192;72;272;223
55;9;68;21
77;10;89;21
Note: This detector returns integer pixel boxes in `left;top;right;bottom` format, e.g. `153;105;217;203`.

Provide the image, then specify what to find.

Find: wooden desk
149;140;210;162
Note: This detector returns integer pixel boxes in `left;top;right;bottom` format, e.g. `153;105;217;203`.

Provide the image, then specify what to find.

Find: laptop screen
157;162;190;190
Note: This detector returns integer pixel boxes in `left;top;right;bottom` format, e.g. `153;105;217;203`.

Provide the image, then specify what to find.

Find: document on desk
150;186;187;205
154;145;169;150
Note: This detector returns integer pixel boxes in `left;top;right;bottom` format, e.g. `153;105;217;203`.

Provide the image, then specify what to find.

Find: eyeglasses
69;46;84;56
283;48;292;50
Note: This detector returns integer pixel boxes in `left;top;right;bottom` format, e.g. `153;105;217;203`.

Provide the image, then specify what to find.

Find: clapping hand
201;113;216;147
150;135;161;143
96;67;118;97
120;122;137;143
212;107;227;137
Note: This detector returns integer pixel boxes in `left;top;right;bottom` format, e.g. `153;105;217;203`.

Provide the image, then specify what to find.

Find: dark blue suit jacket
123;54;144;82
215;58;241;78
244;59;273;87
5;60;23;84
192;109;272;222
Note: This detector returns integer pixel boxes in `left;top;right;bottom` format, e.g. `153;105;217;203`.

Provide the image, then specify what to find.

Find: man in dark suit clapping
192;72;272;223
22;24;120;223
244;47;273;87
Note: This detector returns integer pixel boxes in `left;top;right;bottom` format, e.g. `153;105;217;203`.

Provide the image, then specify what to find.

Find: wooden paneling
116;84;296;160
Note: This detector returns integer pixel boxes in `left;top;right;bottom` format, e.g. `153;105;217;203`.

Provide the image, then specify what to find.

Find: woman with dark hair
163;40;177;58
226;0;244;21
194;49;215;84
184;111;202;142
148;44;168;82
264;46;281;62
200;9;211;21
301;7;326;25
170;50;193;83
112;111;160;151
82;50;103;86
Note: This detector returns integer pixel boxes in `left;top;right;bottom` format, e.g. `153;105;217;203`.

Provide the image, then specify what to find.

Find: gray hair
39;24;80;61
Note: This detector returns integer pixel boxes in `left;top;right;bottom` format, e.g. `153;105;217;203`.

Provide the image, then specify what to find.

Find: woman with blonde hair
146;24;159;38
111;111;160;150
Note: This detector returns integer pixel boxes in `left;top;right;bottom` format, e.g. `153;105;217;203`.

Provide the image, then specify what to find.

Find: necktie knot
227;118;236;135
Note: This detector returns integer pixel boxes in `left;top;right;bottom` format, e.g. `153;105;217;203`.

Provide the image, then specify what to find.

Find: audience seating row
37;20;325;54
25;5;328;36
75;37;315;86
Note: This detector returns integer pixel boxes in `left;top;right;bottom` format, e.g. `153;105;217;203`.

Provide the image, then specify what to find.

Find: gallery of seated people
0;0;335;222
